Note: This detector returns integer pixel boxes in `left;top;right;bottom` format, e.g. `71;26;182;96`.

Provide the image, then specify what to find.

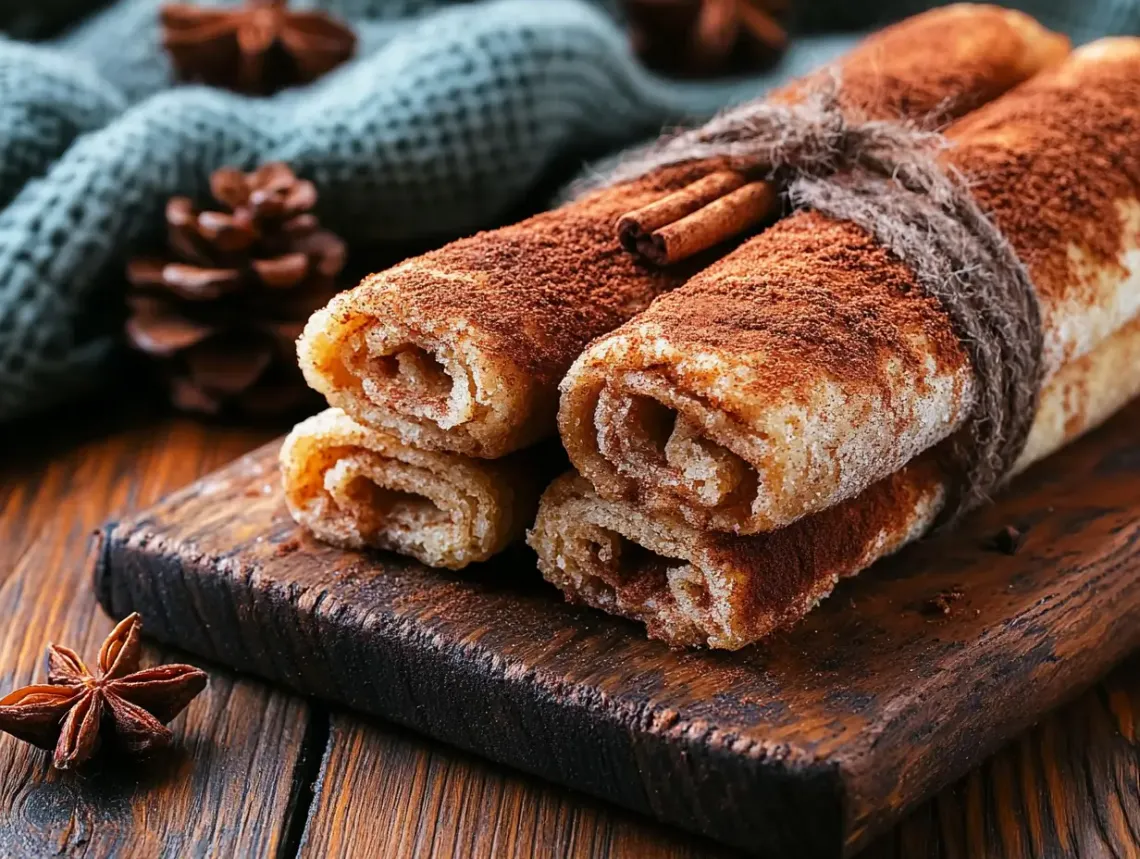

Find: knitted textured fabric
0;39;125;209
0;0;1137;423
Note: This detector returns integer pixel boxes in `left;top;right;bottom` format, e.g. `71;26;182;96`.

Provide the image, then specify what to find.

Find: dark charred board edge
92;526;845;859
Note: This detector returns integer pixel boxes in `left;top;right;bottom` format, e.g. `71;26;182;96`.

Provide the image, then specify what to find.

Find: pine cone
126;163;345;416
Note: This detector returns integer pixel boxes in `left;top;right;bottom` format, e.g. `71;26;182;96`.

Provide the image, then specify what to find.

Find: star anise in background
126;163;345;416
0;614;207;770
161;0;356;96
625;0;789;78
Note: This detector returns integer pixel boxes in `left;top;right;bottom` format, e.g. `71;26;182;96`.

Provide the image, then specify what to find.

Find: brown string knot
587;80;1044;520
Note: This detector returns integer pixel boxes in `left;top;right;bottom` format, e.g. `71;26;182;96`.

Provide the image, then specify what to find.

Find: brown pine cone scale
125;163;345;416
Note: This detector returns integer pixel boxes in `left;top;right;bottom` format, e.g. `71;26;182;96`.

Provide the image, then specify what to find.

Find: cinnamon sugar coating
560;39;1140;535
776;3;1069;123
299;4;1066;458
537;315;1140;649
298;167;711;458
945;37;1140;366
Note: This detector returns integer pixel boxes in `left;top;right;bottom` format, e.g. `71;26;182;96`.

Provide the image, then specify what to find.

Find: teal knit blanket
0;0;1136;422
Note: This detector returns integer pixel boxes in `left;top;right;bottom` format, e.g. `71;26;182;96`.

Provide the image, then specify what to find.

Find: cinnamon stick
617;171;779;264
618;171;744;235
630;180;779;265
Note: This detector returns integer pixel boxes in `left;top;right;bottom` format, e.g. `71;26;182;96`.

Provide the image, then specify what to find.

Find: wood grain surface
298;714;732;859
1;402;1139;857
93;400;1140;857
0;404;312;859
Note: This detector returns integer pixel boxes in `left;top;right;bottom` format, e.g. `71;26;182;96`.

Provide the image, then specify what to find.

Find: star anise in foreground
0;614;207;770
625;0;789;78
161;0;356;96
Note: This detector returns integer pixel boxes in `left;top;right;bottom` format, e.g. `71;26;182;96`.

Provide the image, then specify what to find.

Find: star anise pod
161;0;356;96
625;0;789;78
0;614;207;770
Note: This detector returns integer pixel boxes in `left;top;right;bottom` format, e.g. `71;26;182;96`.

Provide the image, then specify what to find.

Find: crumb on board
274;538;301;556
921;587;965;618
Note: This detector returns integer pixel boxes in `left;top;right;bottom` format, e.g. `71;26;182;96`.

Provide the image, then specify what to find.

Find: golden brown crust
775;4;1069;122
538;314;1140;649
558;210;975;533
945;37;1140;366
297;165;716;458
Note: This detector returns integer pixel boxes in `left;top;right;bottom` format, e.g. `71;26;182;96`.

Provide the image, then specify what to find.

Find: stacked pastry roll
285;5;1069;577
280;409;548;569
538;39;1140;649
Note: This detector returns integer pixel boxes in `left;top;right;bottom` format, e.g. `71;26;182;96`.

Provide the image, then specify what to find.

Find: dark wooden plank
862;653;1140;858
299;715;734;859
95;400;1140;858
0;414;313;859
6;407;1140;859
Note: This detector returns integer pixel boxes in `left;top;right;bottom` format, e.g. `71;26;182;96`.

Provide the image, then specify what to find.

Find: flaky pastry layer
281;408;545;569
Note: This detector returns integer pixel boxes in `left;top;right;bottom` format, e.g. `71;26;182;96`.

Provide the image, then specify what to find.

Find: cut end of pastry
557;215;976;536
280;408;537;569
600;387;759;511
530;464;947;650
297;275;549;458
527;471;845;650
527;473;736;648
558;339;799;535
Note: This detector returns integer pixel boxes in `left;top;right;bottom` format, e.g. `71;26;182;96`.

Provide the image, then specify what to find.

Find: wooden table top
1;401;1138;859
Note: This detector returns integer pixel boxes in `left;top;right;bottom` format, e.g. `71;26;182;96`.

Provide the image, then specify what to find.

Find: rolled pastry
281;408;548;569
532;313;1140;649
298;5;1067;458
560;39;1140;534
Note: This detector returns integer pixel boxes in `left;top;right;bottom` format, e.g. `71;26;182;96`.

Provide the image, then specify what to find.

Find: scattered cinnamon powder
343;162;716;389
625;210;970;409
945;43;1140;327
275;538;301;556
775;6;1068;126
584;46;1140;456
334;6;1067;397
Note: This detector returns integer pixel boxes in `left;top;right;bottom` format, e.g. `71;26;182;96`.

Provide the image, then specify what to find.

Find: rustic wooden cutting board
93;400;1140;859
